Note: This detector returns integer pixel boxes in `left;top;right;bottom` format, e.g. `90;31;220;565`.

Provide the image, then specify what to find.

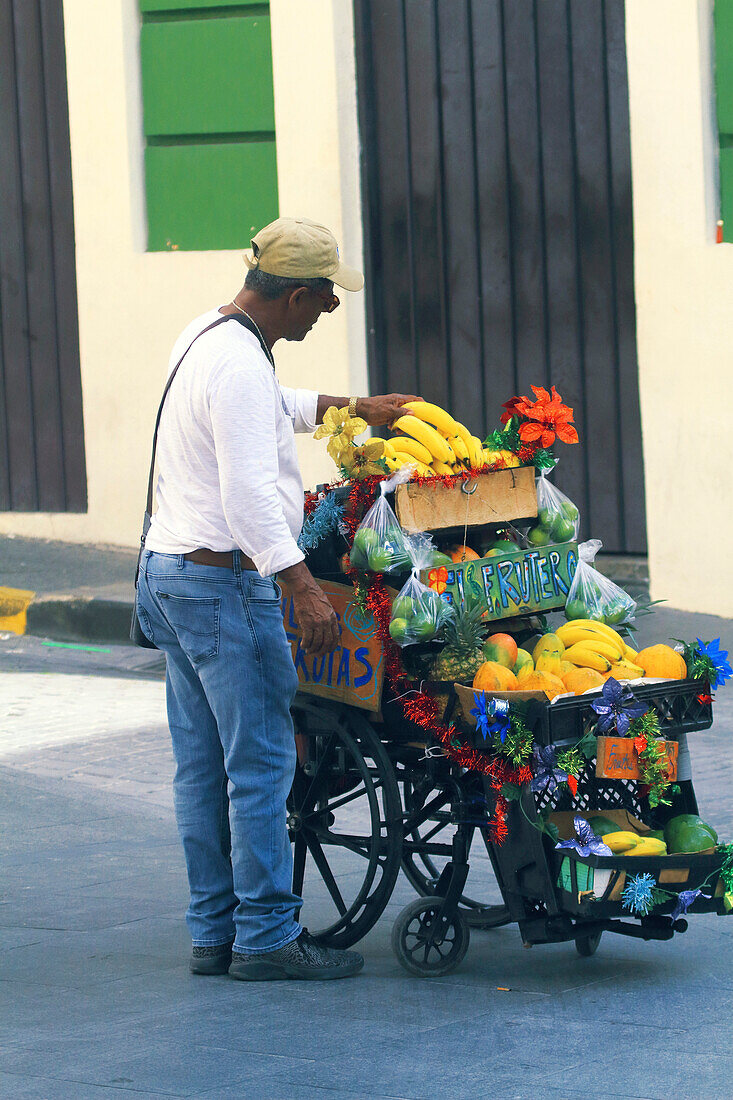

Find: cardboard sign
279;578;386;712
596;736;678;781
395;467;537;534
422;542;578;621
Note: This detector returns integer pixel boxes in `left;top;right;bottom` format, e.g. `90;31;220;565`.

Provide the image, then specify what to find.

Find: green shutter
139;3;277;251
715;1;733;241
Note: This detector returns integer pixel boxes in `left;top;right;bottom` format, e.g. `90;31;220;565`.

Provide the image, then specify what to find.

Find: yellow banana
607;660;644;680
452;421;473;451
557;619;625;648
623;644;639;661
441;437;457;464
555;625;616;650
483;448;502;465
564;644;612;673
384;456;399;472
444;433;469;461
628;838;667;856
602;832;639;853
431;460;455;476
382;439;397;460
498;449;520;468
391;416;452;464
389;436;433;466
392;452;432;477
401;401;460;437
555;629;623;660
467;436;486;468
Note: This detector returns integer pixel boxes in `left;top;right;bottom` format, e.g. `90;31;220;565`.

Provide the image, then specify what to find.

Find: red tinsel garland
341;475;531;842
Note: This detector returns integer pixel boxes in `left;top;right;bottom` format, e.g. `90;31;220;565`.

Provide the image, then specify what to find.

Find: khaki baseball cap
243;217;364;292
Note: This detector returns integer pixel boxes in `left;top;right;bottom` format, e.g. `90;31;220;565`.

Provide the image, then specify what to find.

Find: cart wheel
575;930;602;957
289;701;402;949
391;897;470;977
400;776;511;929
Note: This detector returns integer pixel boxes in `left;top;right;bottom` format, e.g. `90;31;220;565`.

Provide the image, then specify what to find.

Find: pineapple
429;601;486;682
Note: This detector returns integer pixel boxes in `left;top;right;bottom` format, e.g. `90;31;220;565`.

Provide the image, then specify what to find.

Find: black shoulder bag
130;312;272;648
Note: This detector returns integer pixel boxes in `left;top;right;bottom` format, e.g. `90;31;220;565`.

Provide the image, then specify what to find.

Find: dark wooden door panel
0;0;86;512
354;0;646;554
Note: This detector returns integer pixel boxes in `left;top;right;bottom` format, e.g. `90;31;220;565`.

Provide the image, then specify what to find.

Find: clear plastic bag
349;467;411;573
565;539;636;625
389;535;455;646
526;469;580;547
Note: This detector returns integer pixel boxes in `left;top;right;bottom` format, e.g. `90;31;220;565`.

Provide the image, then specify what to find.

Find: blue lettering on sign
326;649;337;685
514;557;531;603
311;655;327;684
336;647;351;686
567;549;578;582
496;560;520;608
526;552;541;601
536;555;553;600
548;550;569;596
455;571;466;605
293;639;310;681
481;563;496;606
286;595;299;631
353;647;373;688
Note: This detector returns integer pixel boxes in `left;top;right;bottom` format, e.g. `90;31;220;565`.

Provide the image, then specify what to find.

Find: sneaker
189;940;234;976
229;929;364;982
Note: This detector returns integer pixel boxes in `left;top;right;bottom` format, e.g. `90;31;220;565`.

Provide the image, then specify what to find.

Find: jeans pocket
248;577;281;603
156;592;221;666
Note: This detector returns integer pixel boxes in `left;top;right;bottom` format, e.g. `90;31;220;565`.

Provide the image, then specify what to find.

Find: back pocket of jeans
156;593;221;666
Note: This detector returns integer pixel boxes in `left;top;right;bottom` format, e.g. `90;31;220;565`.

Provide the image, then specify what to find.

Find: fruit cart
284;467;731;977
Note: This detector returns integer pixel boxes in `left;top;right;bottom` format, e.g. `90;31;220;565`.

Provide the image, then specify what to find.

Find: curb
26;596;135;645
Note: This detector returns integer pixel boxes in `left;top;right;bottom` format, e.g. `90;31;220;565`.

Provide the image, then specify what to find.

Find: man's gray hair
244;267;332;301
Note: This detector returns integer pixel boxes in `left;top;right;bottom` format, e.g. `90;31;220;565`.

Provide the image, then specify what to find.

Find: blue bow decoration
470;693;511;744
555;814;613;857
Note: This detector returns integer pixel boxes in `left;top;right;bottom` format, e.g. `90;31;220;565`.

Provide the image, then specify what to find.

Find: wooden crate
394;466;537;533
279;578;389;712
596;735;678;782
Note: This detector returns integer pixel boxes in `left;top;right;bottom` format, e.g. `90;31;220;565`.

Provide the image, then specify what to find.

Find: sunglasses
312;289;340;313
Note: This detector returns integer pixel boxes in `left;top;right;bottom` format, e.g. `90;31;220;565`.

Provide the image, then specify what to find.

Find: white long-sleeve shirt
144;308;318;576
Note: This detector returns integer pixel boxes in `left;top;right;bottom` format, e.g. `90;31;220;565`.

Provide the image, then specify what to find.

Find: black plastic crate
540;679;713;746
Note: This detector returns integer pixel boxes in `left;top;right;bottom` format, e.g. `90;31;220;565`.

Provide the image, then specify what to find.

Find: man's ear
288;287;308;310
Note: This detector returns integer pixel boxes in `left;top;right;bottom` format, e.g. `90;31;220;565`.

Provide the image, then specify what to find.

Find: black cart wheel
289;700;402;949
391;897;470;977
575;930;602;957
400;775;511;929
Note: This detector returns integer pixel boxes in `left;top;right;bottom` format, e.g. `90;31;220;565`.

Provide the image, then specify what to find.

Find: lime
565;598;588;620
412;615;437;641
538;507;553;528
352;527;379;552
561;500;579;522
368;548;394;573
550;516;575;542
603;601;628;624
527;525;551;547
392;595;415;620
487;539;517;554
389;617;409;643
430;551;453;567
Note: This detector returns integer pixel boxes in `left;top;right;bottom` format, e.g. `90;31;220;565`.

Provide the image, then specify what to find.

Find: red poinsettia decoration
500;386;579;448
516;386;579;448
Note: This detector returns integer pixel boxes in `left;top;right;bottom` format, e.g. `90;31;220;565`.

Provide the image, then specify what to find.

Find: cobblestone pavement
1;620;732;1098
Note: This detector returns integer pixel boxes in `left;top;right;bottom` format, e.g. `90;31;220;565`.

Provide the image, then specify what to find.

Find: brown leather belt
183;548;257;571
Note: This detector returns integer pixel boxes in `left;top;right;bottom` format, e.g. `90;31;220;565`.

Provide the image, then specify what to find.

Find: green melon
588;815;624;836
664;814;718;854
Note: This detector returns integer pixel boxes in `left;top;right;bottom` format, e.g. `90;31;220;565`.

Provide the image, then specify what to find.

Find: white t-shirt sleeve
279;385;320;434
209;364;304;576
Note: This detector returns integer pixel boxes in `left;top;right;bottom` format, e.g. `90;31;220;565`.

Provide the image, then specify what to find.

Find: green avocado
664;814;718;854
587;815;624;836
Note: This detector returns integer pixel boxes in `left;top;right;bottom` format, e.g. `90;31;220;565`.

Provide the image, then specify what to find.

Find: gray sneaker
190;940;234;976
229;929;364;981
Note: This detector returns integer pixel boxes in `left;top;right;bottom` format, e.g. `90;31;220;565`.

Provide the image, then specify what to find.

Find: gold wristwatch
348;396;359;417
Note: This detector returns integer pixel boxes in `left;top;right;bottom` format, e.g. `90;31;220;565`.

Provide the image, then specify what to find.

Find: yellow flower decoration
313;405;367;444
326;434;351;465
340;438;386;480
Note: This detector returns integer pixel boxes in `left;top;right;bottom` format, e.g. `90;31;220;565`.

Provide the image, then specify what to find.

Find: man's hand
357;394;421;427
280;562;340;656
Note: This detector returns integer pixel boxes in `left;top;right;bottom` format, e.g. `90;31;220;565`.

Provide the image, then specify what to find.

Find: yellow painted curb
0;586;36;635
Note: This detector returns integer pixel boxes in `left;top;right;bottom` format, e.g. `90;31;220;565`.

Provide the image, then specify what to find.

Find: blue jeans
136;549;302;954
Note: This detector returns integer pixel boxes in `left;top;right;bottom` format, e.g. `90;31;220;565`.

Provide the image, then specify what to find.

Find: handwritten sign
422;542;578;621
279;578;386;712
596;736;678;781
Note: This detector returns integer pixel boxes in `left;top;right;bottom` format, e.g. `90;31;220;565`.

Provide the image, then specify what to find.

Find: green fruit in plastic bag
389;617;408;643
538;507;553;528
565;599;588;620
551;516;575;543
412;614;437;641
367;548;394;573
487;539;517;554
392;595;416;620
430;551;453;567
527;525;551;547
603;600;628;625
561;500;579;522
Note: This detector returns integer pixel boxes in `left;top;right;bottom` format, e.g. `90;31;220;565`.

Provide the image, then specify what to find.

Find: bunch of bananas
555;620;642;677
602;831;667;856
384;402;520;477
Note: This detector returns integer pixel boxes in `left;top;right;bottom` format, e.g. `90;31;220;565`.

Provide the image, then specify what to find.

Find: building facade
0;0;731;617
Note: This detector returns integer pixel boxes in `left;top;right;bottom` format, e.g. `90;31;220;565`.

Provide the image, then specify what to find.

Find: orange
636;644;687;680
561;667;605;695
516;670;567;700
449;544;480;563
472;661;518;692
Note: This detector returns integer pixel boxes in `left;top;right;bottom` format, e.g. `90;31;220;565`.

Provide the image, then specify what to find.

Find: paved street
1;617;732;1099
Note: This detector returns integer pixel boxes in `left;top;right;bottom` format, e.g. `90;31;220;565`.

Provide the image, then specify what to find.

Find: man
136;217;417;981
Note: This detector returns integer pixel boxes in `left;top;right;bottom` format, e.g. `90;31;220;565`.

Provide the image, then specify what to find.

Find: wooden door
354;0;646;553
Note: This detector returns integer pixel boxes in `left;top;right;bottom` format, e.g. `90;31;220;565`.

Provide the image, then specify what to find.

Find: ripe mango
536;651;562;677
513;648;534;676
532;633;565;663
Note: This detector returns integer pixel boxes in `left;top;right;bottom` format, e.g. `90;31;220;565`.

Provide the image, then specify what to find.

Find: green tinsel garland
629;709;662;740
493;714;533;766
532;447;557;470
718;843;733;893
556;746;584;779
